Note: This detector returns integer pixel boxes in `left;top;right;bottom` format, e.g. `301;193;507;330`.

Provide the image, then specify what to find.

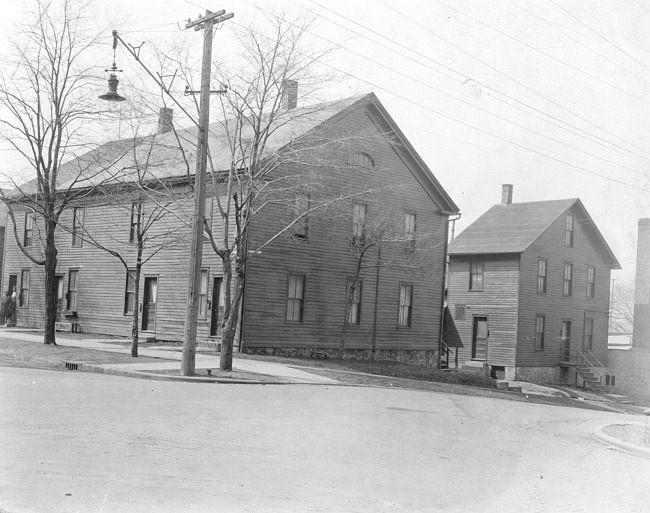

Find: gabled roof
14;93;459;214
448;198;621;269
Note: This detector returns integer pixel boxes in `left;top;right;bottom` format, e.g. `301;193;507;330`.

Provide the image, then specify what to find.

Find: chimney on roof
501;184;513;205
281;80;298;110
158;107;173;134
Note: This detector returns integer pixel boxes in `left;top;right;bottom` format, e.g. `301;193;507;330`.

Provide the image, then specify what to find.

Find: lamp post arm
112;30;200;128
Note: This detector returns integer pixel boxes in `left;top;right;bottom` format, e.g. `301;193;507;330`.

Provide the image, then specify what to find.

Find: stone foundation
243;347;438;367
515;366;563;385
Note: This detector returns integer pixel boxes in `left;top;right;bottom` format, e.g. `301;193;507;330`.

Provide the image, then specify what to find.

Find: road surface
0;366;647;512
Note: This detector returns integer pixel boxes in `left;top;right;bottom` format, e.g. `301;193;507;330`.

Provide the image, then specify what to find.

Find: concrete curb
80;363;288;385
592;422;650;459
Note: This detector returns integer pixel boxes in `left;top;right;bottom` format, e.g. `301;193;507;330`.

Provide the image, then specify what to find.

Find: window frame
67;269;79;311
469;259;484;291
129;203;143;244
19;269;30;308
346;279;362;325
537;258;547;294
23;211;34;247
398;283;413;327
404;212;417;254
71;207;84;248
352;203;367;246
535;315;545;351
563;263;573;297
124;270;136;315
565;214;574;247
561;320;571;360
350;152;375;169
586;266;596;299
286;273;306;323
198;269;209;319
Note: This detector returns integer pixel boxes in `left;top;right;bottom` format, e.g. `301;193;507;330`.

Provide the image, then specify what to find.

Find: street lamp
99;34;126;102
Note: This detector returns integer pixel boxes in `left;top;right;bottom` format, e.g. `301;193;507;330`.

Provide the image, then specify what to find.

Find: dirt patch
0;336;172;370
604;424;650;447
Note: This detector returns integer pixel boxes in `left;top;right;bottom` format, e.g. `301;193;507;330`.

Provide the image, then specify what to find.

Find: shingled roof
448;198;621;269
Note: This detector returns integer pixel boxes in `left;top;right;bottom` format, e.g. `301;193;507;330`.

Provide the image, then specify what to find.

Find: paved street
0;366;648;513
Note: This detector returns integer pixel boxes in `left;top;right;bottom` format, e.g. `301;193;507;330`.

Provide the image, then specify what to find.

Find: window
404;212;416;253
454;304;466;321
347;279;362;325
352;203;367;246
584;318;594;350
398;283;413;327
19;270;30;308
129;203;143;243
286;274;305;322
203;195;213;241
293;193;309;239
350;152;375;168
563;263;573;296
469;259;484;291
124;270;136;314
72;207;84;247
535;315;545;350
565;214;574;247
199;269;209;319
67;270;79;311
587;266;596;299
537;258;547;293
23;211;33;247
55;275;64;300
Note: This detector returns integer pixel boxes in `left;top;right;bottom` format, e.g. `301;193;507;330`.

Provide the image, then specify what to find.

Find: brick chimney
281;80;298;110
633;218;650;348
158;107;173;134
501;184;513;205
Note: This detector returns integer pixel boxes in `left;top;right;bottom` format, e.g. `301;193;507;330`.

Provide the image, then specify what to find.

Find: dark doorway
7;274;17;296
142;277;158;332
472;316;488;360
210;277;223;337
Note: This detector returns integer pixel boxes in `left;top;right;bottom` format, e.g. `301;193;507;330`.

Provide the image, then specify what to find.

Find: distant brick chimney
281;80;298;110
158;107;173;134
633;218;650;348
501;184;513;205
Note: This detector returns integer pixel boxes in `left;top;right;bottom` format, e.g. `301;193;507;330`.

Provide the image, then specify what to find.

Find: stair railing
576;350;613;389
440;340;450;369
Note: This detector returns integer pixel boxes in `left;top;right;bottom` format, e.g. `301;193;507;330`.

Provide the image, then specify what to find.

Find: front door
7;275;17;296
472;316;488;360
142;277;158;332
210;277;223;337
55;275;64;322
561;320;571;362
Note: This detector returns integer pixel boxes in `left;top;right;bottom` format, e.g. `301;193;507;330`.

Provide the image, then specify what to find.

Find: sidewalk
0;329;339;385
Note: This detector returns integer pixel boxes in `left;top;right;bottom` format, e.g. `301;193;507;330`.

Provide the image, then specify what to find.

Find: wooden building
446;185;620;384
2;93;459;363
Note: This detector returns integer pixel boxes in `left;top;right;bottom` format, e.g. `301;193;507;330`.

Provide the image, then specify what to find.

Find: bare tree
610;282;634;334
0;0;105;345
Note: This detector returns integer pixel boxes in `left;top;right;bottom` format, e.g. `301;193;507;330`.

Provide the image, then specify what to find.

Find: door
142;277;158;332
55;275;64;322
210;277;223;337
561;321;571;362
7;275;17;296
472;316;488;360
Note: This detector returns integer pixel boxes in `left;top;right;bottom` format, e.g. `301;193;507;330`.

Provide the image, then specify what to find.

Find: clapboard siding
518;204;611;367
447;254;519;366
242;105;448;351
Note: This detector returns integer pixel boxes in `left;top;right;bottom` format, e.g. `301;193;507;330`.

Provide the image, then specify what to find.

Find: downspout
438;212;461;369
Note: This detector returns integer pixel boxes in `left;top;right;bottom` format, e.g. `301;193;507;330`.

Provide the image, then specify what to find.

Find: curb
592;422;650;459
80;363;288;385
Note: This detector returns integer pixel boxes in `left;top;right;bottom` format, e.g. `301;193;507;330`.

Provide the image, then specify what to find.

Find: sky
2;0;650;286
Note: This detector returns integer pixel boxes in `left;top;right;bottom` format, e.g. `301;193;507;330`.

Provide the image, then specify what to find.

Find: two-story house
2;92;459;363
446;185;620;385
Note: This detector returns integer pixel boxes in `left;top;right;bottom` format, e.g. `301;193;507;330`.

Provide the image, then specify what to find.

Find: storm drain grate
64;361;82;371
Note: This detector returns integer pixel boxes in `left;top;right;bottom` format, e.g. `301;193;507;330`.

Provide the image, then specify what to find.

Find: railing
576;349;615;387
440;340;458;369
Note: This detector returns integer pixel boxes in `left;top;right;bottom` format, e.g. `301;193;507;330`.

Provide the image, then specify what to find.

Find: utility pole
181;9;233;376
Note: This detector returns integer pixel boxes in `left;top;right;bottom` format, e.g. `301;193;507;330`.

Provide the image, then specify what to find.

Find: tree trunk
131;265;142;358
337;257;364;359
43;216;58;345
220;267;244;372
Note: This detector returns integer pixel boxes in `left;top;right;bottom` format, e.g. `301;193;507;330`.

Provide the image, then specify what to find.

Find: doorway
7;274;17;296
142;277;158;332
472;316;488;360
210;277;223;337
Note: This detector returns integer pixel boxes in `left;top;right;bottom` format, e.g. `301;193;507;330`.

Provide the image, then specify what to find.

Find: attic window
350;152;375;169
